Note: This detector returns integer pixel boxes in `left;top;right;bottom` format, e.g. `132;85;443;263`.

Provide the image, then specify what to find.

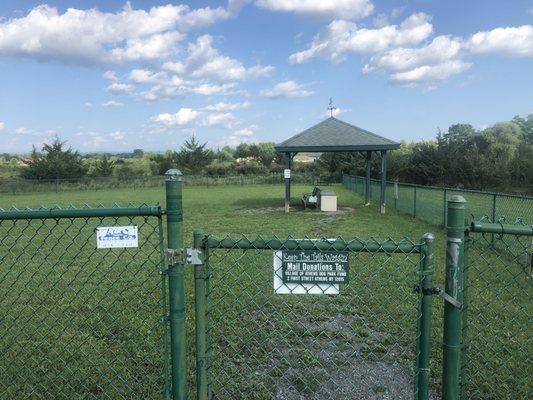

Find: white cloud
122;35;272;102
151;108;200;126
466;25;533;57
0;122;5;131
260;80;313;98
323;107;350;118
79;130;128;149
289;13;433;64
110;31;184;62
150;104;244;130
234;127;255;136
163;35;274;83
107;82;134;95
203;101;250;111
255;0;374;20
0;3;238;65
84;102;93;108
219;133;254;146
109;130;125;140
128;69;167;84
103;70;118;80
364;35;462;73
390;60;472;84
140;82;239;101
15;127;31;135
102;100;124;107
202;112;237;129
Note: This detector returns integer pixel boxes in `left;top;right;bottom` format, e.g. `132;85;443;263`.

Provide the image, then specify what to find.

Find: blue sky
0;0;532;153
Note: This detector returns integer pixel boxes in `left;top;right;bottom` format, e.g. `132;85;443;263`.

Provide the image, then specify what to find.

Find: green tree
91;154;115;177
175;136;214;173
21;138;87;180
256;142;276;166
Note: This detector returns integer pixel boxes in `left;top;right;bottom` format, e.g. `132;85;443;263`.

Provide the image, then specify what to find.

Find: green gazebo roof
275;117;400;152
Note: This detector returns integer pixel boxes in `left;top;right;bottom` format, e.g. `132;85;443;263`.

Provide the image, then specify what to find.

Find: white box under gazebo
319;191;337;212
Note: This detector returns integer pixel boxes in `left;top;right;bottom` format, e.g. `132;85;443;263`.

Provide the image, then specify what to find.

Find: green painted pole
416;233;435;399
165;169;187;400
491;193;497;246
443;189;447;227
193;229;208;400
414;186;417;218
380;150;387;214
365;151;371;206
442;195;466;400
284;152;291;213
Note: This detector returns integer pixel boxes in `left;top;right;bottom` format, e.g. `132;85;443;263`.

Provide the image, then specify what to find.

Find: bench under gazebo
275;116;400;214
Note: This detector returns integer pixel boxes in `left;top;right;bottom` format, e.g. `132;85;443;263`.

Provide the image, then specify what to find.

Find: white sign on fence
96;226;138;249
273;251;339;295
284;169;291;179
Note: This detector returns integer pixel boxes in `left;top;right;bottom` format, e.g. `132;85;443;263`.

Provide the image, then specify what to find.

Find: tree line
1;114;531;193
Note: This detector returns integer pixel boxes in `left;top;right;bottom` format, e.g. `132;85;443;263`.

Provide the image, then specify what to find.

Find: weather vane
327;97;337;117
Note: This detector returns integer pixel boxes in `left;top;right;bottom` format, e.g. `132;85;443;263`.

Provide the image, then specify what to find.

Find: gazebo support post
364;150;371;206
380;150;387;214
284;152;291;213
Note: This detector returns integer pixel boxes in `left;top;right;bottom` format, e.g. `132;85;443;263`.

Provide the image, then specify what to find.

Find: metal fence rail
0;206;170;399
342;174;533;225
193;234;436;400
461;220;532;399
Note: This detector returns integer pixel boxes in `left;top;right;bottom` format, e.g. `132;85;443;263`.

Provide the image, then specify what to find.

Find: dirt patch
270;314;438;400
239;206;355;215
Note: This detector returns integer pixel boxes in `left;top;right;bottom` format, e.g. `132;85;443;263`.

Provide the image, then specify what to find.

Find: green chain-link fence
192;234;436;400
2;171;531;400
461;219;532;399
0;206;170;399
342;174;533;225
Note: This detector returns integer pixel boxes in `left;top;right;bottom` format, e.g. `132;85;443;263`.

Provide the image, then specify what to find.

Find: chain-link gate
0;206;171;399
191;232;436;400
460;219;532;399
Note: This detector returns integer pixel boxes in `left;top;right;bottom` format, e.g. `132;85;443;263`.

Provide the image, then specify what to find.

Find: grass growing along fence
0;173;335;194
342;174;533;225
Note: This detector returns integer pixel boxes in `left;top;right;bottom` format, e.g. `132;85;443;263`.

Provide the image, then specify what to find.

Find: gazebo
275;116;400;213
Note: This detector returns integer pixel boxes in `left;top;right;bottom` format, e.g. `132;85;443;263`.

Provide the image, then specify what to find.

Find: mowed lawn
0;184;529;399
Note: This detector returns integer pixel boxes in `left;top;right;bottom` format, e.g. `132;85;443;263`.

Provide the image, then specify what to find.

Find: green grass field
0;184;529;399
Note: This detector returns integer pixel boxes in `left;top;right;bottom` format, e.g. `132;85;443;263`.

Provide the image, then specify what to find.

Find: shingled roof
275;117;400;152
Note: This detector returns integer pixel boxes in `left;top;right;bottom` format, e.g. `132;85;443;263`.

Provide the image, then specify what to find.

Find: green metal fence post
414;186;417;217
165;169;187;400
443;189;447;227
416;233;435;400
442;195;466;400
491;193;497;246
194;229;208;400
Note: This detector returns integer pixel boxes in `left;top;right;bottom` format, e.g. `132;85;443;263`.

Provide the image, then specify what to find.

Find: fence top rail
469;221;533;236
342;173;533;200
0;205;162;220
202;235;421;254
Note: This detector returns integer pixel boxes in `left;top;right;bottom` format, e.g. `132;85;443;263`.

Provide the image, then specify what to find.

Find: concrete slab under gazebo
275;116;400;213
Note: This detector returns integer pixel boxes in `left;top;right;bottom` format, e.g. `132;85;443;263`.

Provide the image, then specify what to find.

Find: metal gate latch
186;248;202;265
414;285;463;309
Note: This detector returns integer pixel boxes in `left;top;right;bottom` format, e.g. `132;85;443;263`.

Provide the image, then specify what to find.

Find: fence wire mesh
199;236;432;400
462;226;532;399
342;174;533;226
0;209;170;399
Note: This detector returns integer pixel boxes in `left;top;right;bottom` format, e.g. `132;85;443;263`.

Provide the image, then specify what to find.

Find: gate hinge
413;285;463;309
167;248;185;265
